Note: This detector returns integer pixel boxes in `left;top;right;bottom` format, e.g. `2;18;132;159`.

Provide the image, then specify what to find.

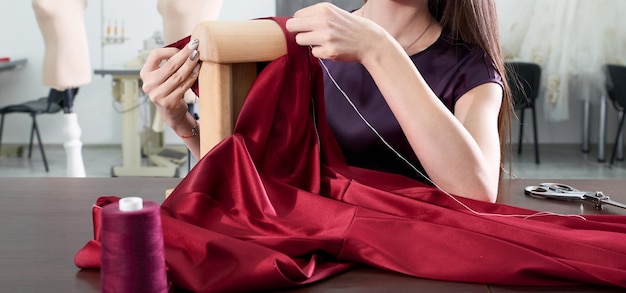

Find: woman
140;0;511;203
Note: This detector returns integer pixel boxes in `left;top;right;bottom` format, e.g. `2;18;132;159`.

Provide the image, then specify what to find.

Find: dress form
158;0;222;44
153;0;223;132
32;0;92;177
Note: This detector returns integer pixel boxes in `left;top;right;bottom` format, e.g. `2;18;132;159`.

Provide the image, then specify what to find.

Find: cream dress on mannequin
32;0;92;177
153;0;222;131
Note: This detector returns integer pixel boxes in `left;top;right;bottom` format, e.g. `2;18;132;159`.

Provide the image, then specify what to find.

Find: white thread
317;57;586;221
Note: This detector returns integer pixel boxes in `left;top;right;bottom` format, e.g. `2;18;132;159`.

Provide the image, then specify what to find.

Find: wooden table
0;178;624;292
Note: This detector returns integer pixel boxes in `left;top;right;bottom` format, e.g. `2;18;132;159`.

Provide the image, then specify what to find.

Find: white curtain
497;0;626;121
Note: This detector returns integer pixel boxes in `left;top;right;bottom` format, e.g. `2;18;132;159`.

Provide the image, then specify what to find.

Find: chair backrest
505;62;541;110
606;64;626;110
191;20;286;157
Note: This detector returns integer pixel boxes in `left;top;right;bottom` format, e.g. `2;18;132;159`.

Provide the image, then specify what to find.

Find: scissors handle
524;185;586;201
539;182;589;194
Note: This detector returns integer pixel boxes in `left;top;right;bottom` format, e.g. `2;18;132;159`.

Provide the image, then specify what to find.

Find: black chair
0;88;79;172
506;62;541;164
606;64;626;166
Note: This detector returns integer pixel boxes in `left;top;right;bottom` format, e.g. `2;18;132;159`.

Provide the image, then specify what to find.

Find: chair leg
187;103;198;173
617;112;624;161
0;114;4;155
28;116;35;158
531;105;540;164
31;115;49;172
610;111;626;166
518;109;526;154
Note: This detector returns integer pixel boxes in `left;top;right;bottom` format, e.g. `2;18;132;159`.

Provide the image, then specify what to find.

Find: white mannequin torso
157;0;223;44
32;0;92;90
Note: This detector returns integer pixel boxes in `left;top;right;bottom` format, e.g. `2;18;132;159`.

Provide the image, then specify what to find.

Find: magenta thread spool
100;197;168;293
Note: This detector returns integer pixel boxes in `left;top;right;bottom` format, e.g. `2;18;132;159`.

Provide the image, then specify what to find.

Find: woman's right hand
286;2;385;64
140;39;201;130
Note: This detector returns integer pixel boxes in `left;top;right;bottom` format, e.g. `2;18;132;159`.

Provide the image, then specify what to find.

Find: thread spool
100;197;168;293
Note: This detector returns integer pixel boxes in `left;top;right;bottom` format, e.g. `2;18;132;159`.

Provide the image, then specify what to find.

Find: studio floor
1;143;626;180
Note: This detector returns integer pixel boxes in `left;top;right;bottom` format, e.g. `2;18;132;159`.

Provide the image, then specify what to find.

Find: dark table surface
0;177;624;292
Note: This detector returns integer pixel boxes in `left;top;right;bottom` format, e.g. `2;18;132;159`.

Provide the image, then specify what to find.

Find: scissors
524;182;626;210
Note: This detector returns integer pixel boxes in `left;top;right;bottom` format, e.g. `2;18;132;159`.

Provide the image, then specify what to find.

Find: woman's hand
140;39;202;159
285;3;384;63
140;39;201;130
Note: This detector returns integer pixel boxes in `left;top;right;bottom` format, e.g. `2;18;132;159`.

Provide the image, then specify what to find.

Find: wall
0;0;274;145
0;0;620;149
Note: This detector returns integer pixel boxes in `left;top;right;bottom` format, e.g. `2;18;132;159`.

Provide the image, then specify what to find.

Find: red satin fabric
75;17;626;292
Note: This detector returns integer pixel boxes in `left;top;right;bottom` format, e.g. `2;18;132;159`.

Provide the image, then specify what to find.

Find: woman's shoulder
413;33;502;110
419;33;489;62
422;33;499;77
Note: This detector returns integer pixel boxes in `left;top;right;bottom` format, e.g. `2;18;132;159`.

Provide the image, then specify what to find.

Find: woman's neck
358;0;439;53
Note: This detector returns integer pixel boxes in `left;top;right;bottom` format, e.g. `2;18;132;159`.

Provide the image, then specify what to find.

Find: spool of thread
100;197;168;293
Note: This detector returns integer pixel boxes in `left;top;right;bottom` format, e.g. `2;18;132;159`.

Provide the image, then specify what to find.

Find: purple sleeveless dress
323;34;503;182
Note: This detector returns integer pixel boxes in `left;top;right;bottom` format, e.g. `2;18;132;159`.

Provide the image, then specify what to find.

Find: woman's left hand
285;2;383;63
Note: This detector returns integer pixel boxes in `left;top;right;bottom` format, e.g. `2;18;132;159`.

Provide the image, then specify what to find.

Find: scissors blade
599;198;626;210
580;191;626;210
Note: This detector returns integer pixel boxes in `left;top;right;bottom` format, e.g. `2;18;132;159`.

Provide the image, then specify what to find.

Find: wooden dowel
192;19;287;64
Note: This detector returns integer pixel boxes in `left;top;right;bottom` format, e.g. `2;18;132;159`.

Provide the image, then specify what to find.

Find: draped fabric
75;17;626;292
497;0;626;121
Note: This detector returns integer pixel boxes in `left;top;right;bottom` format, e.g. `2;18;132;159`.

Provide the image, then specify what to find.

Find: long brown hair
429;0;512;176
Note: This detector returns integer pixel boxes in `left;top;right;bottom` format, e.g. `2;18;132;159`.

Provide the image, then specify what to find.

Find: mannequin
32;0;92;177
158;0;222;44
153;0;223;132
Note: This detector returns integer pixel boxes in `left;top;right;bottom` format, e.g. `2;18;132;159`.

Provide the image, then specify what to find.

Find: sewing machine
94;67;187;177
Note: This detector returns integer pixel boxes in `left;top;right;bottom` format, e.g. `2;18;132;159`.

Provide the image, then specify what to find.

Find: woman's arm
287;3;502;202
361;41;502;202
